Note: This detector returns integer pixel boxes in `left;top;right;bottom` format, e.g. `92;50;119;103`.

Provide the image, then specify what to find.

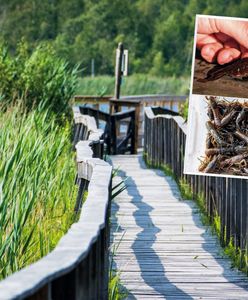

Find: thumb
215;19;248;49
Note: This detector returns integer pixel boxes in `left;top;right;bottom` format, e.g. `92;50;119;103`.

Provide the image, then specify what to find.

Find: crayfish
199;96;248;176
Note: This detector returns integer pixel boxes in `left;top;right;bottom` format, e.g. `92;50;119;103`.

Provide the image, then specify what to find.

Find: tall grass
0;105;77;279
76;74;190;96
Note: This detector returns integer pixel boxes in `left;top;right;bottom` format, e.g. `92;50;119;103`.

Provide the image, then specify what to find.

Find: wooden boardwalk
110;154;248;299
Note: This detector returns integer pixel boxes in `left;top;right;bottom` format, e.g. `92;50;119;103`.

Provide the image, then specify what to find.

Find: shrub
0;40;78;115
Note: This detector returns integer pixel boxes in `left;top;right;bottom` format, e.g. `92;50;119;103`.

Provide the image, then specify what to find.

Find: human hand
197;18;248;65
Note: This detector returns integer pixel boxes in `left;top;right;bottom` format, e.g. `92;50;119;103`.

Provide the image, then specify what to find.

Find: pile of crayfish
199;96;248;176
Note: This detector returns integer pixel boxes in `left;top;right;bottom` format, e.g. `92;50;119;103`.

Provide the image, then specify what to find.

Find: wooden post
51;270;76;300
91;59;95;78
134;105;140;154
113;43;124;140
114;43;124;101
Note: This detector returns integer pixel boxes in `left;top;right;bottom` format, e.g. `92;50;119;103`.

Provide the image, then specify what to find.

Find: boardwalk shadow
112;155;248;299
116;166;193;299
137;156;248;297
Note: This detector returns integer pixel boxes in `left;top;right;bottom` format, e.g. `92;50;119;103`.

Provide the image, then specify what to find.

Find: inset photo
184;95;248;178
192;15;248;98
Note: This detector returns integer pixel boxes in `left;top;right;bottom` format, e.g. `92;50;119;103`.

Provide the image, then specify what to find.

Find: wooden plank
110;154;248;299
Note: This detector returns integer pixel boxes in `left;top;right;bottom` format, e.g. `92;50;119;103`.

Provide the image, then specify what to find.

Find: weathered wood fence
144;106;248;262
74;95;187;147
0;108;112;300
74;95;186;111
78;105;136;155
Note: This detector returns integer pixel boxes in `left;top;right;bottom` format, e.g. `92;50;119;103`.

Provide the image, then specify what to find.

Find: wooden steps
110;154;248;299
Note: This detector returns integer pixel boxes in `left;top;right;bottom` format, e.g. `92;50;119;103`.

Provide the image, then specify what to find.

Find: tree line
0;0;247;76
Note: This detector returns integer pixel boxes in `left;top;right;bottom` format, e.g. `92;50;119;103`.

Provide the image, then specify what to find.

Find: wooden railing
144;106;248;263
0;109;112;300
78;105;137;155
73;106;104;158
74;95;187;147
74;95;186;111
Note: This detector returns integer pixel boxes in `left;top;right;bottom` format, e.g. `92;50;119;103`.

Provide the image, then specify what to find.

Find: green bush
0;41;80;279
0;41;78;114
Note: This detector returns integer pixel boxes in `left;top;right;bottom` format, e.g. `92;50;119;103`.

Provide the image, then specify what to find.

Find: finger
242;52;248;58
197;18;219;35
216;48;241;64
223;38;240;50
196;33;220;49
215;33;240;50
214;32;241;63
214;32;238;44
215;19;248;50
240;45;248;58
200;42;223;63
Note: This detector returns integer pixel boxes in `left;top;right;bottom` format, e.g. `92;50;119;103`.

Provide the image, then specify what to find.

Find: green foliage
109;235;128;300
0;20;79;279
0;0;246;76
76;75;190;96
0;40;78;114
178;178;193;200
0;42;18;103
149;52;165;77
212;215;248;273
179;98;189;120
224;239;248;273
111;179;127;200
213;214;221;238
21;43;78;113
0;105;77;279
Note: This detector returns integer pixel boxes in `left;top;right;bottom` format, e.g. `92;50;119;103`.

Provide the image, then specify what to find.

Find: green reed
76;74;190;96
0;106;77;279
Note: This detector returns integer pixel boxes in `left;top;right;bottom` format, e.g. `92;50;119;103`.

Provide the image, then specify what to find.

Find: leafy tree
0;0;247;76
